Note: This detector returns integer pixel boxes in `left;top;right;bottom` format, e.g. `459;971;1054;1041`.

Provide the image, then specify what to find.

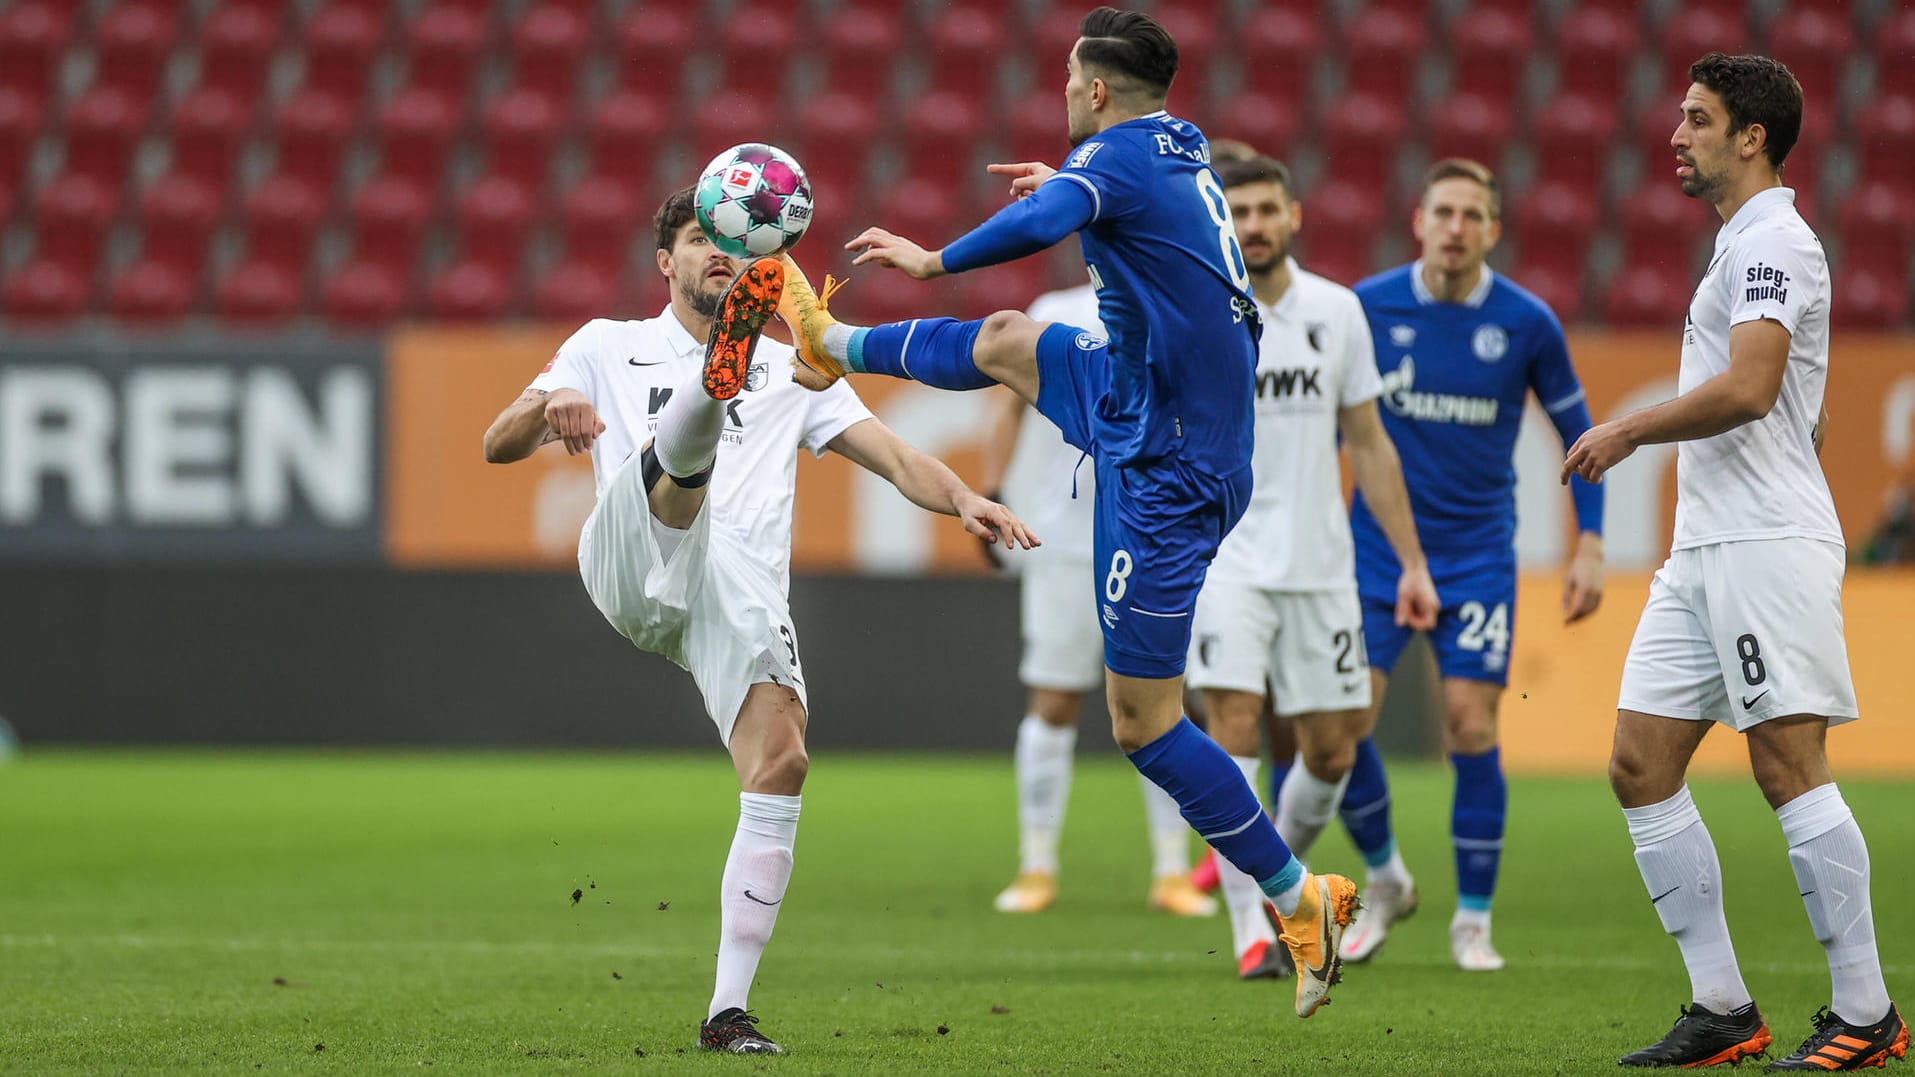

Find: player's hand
543;389;602;456
986;161;1058;200
846;227;946;280
1395;562;1439;631
1561;420;1637;485
975;489;1013;570
1562;535;1605;624
957;491;1039;553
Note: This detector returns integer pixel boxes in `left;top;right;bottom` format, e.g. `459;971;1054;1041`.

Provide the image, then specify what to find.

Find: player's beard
1678;154;1723;201
679;275;723;319
1243;238;1288;275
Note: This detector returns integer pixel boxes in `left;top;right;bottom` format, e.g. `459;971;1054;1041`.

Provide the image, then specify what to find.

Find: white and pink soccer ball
693;143;815;259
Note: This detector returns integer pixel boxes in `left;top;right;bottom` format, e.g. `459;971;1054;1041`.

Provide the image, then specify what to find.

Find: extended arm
1340;400;1437;629
482;387;600;463
847;178;1097;281
826;418;1039;550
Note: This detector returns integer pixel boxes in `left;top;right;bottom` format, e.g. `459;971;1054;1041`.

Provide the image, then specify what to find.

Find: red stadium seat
1552;7;1638;102
0;2;69;104
1302;180;1384;245
817;5;902;100
2;258;91;322
33;172;118;268
1150;7;1218;81
1602;265;1690;327
1338;10;1426;106
322;259;409;327
509;3;588;100
348;173;432;271
558;174;640;272
137;171;221;269
427;259;513;320
1505;180;1598;275
1837;180;1915;277
455;173;536;265
794;91;881;176
215;257;304;324
272;88;355;187
0;87;41;188
1659;10;1750;94
960;260;1046;320
1875;10;1915;102
531;259;618;324
92;2;178;95
61;86;148;187
242;173;326;268
926;7;1007;101
1530;92;1618;190
1237;7;1321;105
1426;93;1512;173
613;5;696;95
1619;181;1709;273
302;2;384;100
404;4;487;99
1447;9;1532;101
196;4;280;96
687;91;777;163
1030;9;1085;72
1854;95;1915;188
1508;262;1583;323
108;259;195;323
376;86;459;185
899;91;984;190
1764;9;1852;109
1830;268;1909;329
585;89;669;178
1319;93;1407;191
169;86;251;191
1007;94;1067;167
712;3;798;96
481;87;562;190
1781;140;1825;221
876;177;963;251
1209;92;1302;159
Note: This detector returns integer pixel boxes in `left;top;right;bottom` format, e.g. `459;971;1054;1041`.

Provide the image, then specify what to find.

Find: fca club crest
745;363;768;391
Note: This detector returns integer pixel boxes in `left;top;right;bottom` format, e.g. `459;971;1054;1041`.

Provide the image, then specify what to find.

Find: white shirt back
1673;188;1842;551
530;310;873;588
1209;261;1381;591
1007;284;1102;560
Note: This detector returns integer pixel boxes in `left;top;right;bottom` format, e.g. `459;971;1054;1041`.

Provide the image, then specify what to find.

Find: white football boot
1337;874;1417;963
1449;914;1506;972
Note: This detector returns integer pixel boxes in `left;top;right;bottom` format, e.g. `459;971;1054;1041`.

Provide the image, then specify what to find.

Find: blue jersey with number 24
1049;112;1259;479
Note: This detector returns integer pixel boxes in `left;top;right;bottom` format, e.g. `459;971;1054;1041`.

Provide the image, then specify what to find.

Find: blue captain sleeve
941;177;1096;274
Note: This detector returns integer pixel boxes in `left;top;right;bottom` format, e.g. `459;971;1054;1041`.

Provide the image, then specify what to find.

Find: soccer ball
694;143;815;259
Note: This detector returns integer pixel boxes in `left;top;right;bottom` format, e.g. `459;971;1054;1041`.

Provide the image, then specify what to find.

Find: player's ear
655;247;672;278
1289;199;1304;236
1486;216;1503;249
1411;204;1426;244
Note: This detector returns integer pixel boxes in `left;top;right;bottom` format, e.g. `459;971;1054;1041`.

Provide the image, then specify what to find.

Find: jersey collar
659;304;705;358
1716;187;1796;247
1410;259;1495;308
1260;257;1305;319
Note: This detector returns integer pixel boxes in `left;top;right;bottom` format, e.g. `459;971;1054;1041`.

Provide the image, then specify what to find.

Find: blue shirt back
1052;112;1259;477
1350;263;1587;576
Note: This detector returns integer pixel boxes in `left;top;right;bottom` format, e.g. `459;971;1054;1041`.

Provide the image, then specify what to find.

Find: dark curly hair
1688;52;1804;169
652;185;697;252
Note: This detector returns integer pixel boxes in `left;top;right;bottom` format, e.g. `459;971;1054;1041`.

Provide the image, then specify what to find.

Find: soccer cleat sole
1835;1023;1910;1070
1680;1027;1773;1068
703;259;785;401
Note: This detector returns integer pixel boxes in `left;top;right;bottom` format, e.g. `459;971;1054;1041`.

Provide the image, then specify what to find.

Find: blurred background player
1185;154;1437;981
1334;159;1608;972
1566;54;1904;1071
480;191;1033;1053
977;284;1215;920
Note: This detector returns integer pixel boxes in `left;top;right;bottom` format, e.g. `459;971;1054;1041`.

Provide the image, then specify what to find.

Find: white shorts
1618;538;1857;732
1018;547;1104;692
1186;583;1372;716
577;453;807;745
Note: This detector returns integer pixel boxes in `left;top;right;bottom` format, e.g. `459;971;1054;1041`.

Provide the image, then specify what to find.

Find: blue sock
1267;754;1293;810
1451;747;1506;911
1128;717;1303;898
846;318;998;390
1339;737;1398;869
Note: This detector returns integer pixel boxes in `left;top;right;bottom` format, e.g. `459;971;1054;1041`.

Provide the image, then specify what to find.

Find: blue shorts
1361;558;1518;686
1035;324;1249;679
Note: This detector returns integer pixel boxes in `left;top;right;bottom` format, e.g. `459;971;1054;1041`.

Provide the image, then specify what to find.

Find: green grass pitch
1;751;1909;1074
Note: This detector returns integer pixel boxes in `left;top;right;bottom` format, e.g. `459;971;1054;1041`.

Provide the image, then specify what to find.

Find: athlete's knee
1295;719;1358;779
1749;750;1828;810
1608;734;1676;807
1442;688;1500;754
1027;688;1082;727
746;739;809;794
973;310;1040;378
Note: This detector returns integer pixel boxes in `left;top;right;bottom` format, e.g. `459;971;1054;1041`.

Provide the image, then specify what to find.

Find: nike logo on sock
743;890;781;906
1799;890;1816;897
1650;886;1681;904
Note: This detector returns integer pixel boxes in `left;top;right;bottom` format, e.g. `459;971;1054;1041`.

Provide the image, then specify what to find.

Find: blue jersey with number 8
1049;112;1259;479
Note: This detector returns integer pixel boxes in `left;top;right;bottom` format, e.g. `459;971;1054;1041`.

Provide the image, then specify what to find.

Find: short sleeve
1727;227;1818;336
1052;133;1146;223
529;318;605;403
799;380;875;456
1525;306;1586;415
1338;295;1382;408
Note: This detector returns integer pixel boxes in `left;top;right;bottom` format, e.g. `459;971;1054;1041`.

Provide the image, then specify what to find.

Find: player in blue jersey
1329;159;1607;972
775;6;1358;1017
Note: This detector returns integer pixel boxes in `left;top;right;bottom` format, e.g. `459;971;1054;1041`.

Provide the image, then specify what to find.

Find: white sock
1139;772;1190;877
1777;783;1891;1026
822;323;857;362
1275;752;1350;861
1214;754;1276;955
709;791;800;1020
1452;907;1491;930
1014;716;1075;874
1623;786;1752;1014
1368;846;1412;890
653;372;726;478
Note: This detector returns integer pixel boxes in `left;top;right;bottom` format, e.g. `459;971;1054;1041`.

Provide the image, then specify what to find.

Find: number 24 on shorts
1457;601;1510;656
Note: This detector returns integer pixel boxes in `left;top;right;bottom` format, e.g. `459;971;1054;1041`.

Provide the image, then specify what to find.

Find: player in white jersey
1185;155;1438;981
977;284;1216;920
481;189;1034;1056
1563;55;1904;1071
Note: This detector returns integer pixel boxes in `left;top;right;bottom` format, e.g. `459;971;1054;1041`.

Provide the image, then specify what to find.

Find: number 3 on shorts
1105;549;1134;602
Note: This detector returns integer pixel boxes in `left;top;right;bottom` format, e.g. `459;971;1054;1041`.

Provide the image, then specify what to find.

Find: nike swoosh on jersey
1741;690;1771;709
628;358;665;366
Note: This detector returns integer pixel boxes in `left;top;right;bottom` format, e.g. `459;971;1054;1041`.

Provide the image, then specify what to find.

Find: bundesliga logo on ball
695;143;814;259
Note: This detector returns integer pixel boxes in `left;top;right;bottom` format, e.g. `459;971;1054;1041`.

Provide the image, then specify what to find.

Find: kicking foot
992;870;1057;913
703;258;785;401
776;253;849;391
1149;873;1219;918
1277;871;1359;1018
1618;1002;1771;1067
1339;875;1417;964
699;1008;785;1055
1766;1004;1909;1071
